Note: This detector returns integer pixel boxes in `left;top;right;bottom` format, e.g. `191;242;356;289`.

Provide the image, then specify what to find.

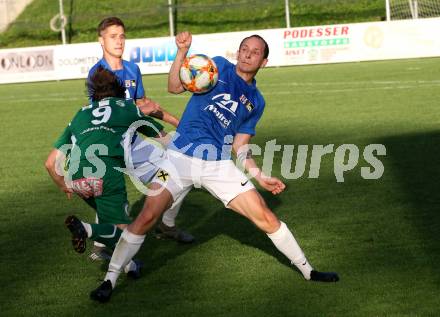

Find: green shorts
71;158;131;225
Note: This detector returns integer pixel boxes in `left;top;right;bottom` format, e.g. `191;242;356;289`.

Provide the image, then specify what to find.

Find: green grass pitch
0;57;439;316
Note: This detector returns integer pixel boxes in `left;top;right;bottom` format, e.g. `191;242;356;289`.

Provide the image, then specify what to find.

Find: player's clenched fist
175;31;192;50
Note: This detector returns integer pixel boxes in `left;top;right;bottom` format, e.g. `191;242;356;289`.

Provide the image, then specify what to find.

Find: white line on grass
2;80;439;102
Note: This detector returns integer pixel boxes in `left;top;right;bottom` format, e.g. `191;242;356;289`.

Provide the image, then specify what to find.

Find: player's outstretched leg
90;228;145;303
267;222;340;283
65;215;88;253
65;215;125;253
91;186;174;302
89;257;143;303
228;190;339;283
89;215;112;262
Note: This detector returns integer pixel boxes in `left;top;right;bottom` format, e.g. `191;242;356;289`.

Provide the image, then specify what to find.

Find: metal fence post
385;0;391;21
168;0;175;37
58;0;66;44
285;0;291;28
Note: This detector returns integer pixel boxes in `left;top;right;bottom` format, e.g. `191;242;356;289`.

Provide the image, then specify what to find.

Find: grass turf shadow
127;188;293;277
380;131;440;257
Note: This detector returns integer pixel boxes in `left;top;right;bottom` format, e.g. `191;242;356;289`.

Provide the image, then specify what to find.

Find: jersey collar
233;65;257;89
99;58;125;72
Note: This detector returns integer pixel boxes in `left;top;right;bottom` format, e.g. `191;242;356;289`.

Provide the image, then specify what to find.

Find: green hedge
0;0;385;48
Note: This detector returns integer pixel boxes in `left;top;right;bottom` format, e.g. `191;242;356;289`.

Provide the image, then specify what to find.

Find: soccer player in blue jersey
89;17;178;124
88;17;194;261
90;31;339;302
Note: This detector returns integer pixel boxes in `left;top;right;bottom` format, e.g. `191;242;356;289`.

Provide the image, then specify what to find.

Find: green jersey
54;97;163;163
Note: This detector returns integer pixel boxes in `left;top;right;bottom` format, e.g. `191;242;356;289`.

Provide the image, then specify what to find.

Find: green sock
90;223;122;249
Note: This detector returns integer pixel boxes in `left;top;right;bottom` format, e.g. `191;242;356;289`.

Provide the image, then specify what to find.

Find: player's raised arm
168;31;192;94
136;97;180;128
232;133;286;195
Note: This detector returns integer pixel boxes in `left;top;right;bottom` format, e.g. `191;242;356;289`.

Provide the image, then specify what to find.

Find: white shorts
125;133;164;184
152;149;255;207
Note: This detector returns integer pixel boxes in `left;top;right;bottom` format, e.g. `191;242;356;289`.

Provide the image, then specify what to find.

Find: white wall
1;18;440;84
0;0;34;32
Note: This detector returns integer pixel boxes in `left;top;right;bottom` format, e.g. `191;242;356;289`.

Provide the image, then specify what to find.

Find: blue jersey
88;58;145;102
170;56;265;161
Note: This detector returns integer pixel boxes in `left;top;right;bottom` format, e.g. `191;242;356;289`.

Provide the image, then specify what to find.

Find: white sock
105;229;145;288
161;189;188;227
94;215;106;248
124;260;137;273
161;215;175;227
162;206;178;227
81;221;92;238
267;222;313;280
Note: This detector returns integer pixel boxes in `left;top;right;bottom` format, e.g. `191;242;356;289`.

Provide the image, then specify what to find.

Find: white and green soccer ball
179;54;218;94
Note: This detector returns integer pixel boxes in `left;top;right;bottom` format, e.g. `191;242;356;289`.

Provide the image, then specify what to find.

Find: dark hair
239;34;269;59
97;16;125;36
87;66;125;101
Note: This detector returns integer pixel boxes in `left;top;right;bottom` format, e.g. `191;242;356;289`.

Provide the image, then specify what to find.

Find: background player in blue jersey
90;32;339;302
89;17;178;125
88;17;194;261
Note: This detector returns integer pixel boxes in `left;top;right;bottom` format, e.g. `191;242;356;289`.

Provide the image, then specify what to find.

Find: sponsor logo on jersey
156;169;169;181
72;177;103;197
204;104;232;128
245;102;254;112
125;79;136;88
204;93;238;128
239;94;254;112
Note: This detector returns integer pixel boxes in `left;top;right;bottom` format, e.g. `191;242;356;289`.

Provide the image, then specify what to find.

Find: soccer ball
179;54;218;94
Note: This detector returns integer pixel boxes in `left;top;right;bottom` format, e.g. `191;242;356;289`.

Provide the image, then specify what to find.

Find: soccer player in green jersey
45;66;165;276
